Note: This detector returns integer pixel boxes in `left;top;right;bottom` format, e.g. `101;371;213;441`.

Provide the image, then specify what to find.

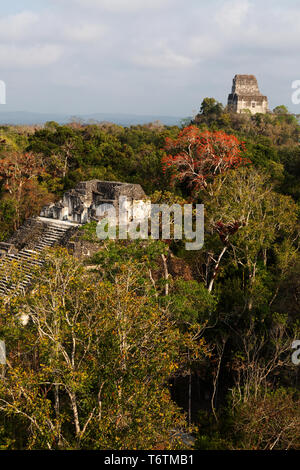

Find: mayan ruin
227;74;269;114
0;180;146;296
40;180;146;224
1;0;300;451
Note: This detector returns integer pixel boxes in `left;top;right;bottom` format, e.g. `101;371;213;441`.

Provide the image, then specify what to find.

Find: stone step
46;227;69;232
0;218;78;297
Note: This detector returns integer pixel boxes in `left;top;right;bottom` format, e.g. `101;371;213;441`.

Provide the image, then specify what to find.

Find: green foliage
200;98;224;117
90;239;168;281
169;280;216;325
78;221;100;243
0;199;17;240
0;101;300;450
26;123;177;196
0;249;201;449
273;105;289;115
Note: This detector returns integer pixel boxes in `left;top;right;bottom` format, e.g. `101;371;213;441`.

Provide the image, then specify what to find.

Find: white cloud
0;44;62;68
215;0;251;29
188;35;222;59
132;48;196;69
0;9;109;45
1;0;299;114
0;11;39;40
69;0;171;12
64;23;107;42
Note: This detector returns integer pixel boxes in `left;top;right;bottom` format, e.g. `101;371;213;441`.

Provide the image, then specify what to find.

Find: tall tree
0;248;205;449
162;126;248;192
0;152;46;229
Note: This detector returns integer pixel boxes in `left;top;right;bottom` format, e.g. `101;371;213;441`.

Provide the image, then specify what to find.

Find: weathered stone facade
40;180;146;224
227;74;268;114
0;180;148;297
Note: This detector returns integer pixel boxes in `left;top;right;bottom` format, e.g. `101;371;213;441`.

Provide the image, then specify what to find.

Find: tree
162;126;248;192
0;151;47;229
200;98;223;117
203;167;298;302
232;388;300;450
273;105;289;115
0;248;203;449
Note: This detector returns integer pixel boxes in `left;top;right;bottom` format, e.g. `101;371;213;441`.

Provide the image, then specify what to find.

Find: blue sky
0;0;300;117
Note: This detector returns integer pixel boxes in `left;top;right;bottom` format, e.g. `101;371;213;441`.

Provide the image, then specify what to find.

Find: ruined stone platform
40;180;146;224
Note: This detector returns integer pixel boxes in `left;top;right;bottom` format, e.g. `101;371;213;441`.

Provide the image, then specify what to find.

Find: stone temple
0;180;147;297
40;180;146;224
227;74;269;114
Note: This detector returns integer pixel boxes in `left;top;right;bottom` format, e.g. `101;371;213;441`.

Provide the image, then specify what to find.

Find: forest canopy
0;102;299;449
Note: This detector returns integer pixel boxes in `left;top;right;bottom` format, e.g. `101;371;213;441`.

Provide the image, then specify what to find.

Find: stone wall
228;74;269;115
40;180;146;224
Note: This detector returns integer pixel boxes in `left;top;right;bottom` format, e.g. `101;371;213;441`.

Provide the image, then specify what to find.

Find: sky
0;0;300;117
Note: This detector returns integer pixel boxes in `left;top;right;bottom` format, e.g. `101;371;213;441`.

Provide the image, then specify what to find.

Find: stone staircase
0;217;79;298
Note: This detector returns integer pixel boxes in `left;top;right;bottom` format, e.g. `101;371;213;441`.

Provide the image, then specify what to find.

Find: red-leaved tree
162;126;249;191
162;126;251;292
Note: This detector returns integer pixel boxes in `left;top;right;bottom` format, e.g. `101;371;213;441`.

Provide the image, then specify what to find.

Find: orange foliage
162;126;249;191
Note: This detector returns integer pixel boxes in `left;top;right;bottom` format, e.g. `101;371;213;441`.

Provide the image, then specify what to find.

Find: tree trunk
68;390;81;439
208;246;228;293
161;254;169;296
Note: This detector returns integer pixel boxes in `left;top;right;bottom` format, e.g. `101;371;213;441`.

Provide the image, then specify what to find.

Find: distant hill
0;111;184;127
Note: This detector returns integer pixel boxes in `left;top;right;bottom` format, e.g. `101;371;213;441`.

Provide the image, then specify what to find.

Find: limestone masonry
227;74;268;114
40;180;146;224
0;180;146;297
